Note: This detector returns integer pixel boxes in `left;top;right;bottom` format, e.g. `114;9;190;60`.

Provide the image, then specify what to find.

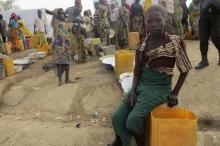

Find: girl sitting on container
109;5;192;146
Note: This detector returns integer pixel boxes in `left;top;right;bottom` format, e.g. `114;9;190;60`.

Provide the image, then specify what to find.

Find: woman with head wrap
189;0;200;39
118;1;129;48
9;13;20;52
51;8;74;86
130;0;145;39
110;1;119;46
99;0;111;45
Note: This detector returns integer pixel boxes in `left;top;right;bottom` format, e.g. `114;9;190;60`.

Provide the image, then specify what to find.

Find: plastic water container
1;57;16;77
128;32;140;50
115;50;135;78
29;35;40;49
102;45;115;55
4;43;12;55
87;38;102;56
150;107;197;146
37;44;50;55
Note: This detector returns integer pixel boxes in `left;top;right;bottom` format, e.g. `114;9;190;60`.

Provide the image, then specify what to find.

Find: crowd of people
0;13;33;54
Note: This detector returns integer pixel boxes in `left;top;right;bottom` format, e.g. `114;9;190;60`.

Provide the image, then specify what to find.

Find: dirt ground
0;41;220;146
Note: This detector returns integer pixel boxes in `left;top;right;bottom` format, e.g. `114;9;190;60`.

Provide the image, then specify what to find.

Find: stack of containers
115;50;135;78
0;56;16;77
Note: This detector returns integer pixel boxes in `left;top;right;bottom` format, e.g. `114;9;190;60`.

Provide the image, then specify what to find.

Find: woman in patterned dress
9;13;20;52
51;8;74;86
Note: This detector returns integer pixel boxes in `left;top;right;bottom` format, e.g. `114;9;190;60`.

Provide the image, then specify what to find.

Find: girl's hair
146;5;167;20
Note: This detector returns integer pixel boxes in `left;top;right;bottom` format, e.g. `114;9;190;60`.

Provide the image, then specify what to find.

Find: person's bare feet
65;79;76;84
59;81;64;86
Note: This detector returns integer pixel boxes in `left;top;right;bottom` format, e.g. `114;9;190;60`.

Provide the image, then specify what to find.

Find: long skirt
111;68;172;146
11;28;20;50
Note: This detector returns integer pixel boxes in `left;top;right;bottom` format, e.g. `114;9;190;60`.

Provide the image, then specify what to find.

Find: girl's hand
167;92;178;108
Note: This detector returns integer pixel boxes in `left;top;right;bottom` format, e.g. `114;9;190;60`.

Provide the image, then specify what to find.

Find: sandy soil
0;41;220;146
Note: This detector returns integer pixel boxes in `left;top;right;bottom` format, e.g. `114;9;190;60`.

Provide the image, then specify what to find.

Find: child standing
51;8;73;86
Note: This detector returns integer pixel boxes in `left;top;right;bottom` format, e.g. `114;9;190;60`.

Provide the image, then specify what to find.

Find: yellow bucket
150;107;197;146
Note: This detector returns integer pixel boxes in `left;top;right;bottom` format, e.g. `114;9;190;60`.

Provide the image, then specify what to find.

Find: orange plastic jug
37;44;50;55
150;107;197;146
29;35;40;49
1;57;16;77
4;43;12;55
115;50;135;78
128;32;140;50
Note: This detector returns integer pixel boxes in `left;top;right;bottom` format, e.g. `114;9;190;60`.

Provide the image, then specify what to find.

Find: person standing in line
34;10;48;47
66;0;87;62
195;0;220;69
159;0;175;34
180;0;189;33
121;0;131;13
130;0;145;39
83;10;92;38
118;2;129;48
0;14;7;43
189;0;200;40
173;0;184;37
9;13;20;52
66;0;83;23
93;2;100;38
0;14;7;54
110;1;119;46
99;0;111;45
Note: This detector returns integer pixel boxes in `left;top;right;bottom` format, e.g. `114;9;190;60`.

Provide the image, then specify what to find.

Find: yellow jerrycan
150;107;197;146
115;50;135;78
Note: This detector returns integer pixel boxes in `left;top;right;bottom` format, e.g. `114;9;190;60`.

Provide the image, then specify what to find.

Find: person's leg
111;95;133;146
57;64;64;86
210;14;220;65
2;36;6;43
126;93;168;146
195;14;211;69
65;64;75;83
